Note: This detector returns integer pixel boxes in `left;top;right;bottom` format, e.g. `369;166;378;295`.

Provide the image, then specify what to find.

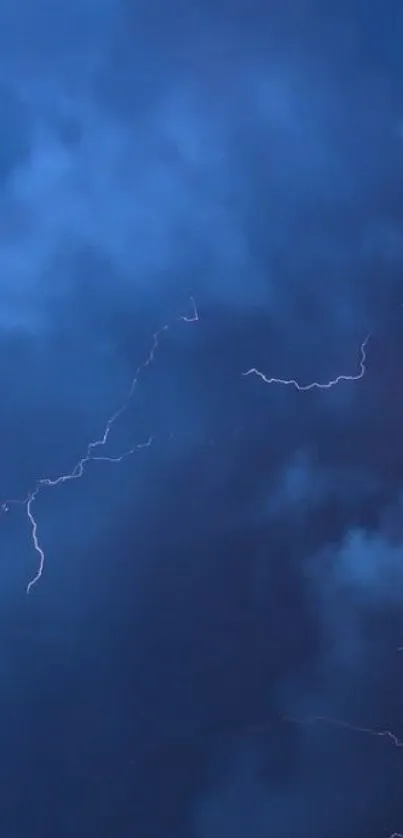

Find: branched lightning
1;298;199;594
242;334;370;390
1;307;400;833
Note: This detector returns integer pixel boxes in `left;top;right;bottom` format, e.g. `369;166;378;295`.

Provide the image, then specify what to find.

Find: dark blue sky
0;1;403;836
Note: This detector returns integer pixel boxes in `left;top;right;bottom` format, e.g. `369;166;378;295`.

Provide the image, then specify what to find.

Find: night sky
0;1;403;836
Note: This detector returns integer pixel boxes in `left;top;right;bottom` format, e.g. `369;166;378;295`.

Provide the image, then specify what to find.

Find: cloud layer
0;1;403;836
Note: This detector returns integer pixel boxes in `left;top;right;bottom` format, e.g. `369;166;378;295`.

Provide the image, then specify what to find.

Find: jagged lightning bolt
242;334;369;389
1;298;199;594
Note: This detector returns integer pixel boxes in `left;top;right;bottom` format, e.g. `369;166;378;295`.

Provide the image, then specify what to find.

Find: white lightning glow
2;298;199;593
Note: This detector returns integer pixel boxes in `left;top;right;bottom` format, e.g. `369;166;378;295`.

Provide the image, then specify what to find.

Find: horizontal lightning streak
242;334;370;390
2;298;199;594
285;714;403;747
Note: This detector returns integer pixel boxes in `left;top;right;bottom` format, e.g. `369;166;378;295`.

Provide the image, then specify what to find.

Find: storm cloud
0;0;402;836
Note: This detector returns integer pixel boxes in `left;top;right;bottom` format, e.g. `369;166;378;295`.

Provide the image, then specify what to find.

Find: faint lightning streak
242;334;370;390
285;714;403;747
2;298;199;594
285;714;403;838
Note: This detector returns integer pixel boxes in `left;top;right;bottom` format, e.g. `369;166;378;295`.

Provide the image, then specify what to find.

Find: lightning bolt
242;334;370;390
1;298;199;594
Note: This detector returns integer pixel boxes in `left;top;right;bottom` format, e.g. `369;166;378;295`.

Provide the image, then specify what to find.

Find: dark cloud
0;0;403;836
